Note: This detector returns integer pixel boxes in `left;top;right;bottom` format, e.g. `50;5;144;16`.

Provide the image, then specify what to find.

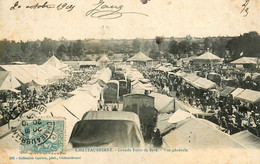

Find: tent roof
183;74;200;84
156;114;176;134
173;71;188;78
220;86;236;97
175;99;206;115
149;92;175;113
235;89;260;103
127;52;153;62
69;119;144;148
42;91;98;143
195;52;221;60
39;64;63;79
231;130;260;149
79;61;98;66
111;54;124;62
163;118;245;149
0;65;35;84
231;88;244;98
231;57;259;64
0;64;55;84
82;111;141;128
0;71;9;87
43;55;67;68
98;68;112;84
98;55;110;62
168;110;195;124
0;71;20;90
192;77;217;90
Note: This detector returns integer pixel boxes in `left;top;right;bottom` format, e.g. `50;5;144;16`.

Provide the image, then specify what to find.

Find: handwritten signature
86;0;148;19
240;0;250;17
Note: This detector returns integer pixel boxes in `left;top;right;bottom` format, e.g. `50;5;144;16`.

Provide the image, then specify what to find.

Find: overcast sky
0;0;260;41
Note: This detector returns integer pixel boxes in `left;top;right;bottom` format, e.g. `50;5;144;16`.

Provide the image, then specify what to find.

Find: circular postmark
20;117;65;154
20;119;55;146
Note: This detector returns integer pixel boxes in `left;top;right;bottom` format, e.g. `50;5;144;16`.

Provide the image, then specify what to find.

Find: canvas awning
82;111;141;128
162;118;245;149
43;55;68;69
0;71;21;90
98;68;112;84
220;86;236;97
168;110;195;124
235;89;260;104
175;99;210;116
173;71;188;78
231;57;259;64
193;51;222;63
98;55;110;63
69;111;144;148
192;77;217;90
127;51;153;62
149;92;175;113
231;88;244;98
231;130;260;149
183;74;200;84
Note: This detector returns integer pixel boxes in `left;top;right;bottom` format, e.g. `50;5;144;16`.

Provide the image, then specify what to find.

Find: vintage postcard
0;0;260;163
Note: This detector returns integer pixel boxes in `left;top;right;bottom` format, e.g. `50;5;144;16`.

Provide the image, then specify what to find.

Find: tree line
0;31;259;65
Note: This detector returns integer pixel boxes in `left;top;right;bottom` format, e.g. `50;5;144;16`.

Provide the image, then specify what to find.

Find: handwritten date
240;0;250;17
10;1;75;12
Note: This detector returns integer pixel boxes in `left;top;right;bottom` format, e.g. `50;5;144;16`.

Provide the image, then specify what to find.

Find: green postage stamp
20;117;65;154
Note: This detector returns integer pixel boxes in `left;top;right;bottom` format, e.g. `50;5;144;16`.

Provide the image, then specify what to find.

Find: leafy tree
178;40;191;54
212;37;227;57
132;39;141;53
40;38;58;57
168;39;179;55
72;40;84;57
203;37;212;50
57;44;68;59
226;31;260;60
191;42;200;54
107;50;114;56
149;42;159;59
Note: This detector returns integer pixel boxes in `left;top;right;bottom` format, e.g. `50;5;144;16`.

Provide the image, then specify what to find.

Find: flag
240;51;243;56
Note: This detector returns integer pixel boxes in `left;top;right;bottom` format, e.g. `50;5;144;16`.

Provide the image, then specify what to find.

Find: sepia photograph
0;0;260;163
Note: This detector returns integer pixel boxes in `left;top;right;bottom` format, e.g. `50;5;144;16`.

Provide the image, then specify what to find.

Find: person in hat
221;116;228;132
151;127;162;148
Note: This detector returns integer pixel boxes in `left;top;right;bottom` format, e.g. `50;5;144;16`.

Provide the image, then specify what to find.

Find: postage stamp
20;117;65;154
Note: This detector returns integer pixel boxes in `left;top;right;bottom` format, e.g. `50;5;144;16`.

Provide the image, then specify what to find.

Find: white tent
175;99;205;115
149;92;175;113
231;57;259;64
43;55;68;69
231;130;260;149
162;118;245;149
168;110;195;124
194;51;222;63
43;92;98;144
98;54;110;63
235;89;260;104
0;65;52;85
0;71;20;91
127;51;153;62
40;64;65;81
231;88;244;98
192;77;217;90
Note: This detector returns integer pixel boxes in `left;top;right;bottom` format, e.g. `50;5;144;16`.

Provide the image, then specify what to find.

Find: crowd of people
186;62;260;91
140;64;260;137
0;68;97;126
